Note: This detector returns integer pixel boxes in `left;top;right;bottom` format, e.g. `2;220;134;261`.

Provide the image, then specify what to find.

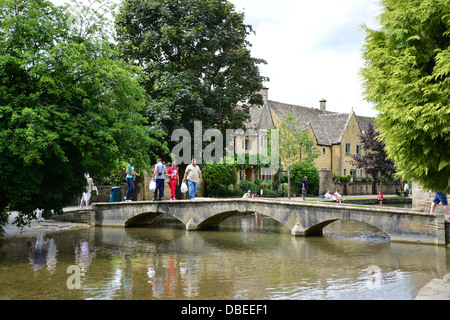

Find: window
244;138;252;151
356;144;361;155
345;143;351;155
259;167;272;181
322;147;326;155
350;169;356;178
241;138;252;151
260;135;267;150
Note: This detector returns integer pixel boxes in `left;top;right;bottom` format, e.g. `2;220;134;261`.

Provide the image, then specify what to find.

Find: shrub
290;161;320;195
239;181;259;193
202;162;237;196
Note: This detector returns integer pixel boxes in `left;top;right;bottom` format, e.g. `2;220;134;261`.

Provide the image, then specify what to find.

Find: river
0;213;448;300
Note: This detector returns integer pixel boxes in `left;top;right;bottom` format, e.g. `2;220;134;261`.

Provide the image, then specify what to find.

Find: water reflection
28;232;58;273
0;215;448;300
74;240;95;275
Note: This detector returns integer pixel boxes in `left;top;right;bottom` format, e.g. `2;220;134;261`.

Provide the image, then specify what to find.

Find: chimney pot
261;87;269;105
320;99;327;112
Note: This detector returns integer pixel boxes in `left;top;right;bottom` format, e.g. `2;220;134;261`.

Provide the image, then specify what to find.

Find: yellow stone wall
338;113;366;178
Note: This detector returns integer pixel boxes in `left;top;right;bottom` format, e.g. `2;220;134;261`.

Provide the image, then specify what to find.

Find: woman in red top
167;162;180;200
378;191;383;206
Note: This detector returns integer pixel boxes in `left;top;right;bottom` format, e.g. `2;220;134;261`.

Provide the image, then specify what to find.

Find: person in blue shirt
152;158;167;201
302;176;308;201
125;158;135;202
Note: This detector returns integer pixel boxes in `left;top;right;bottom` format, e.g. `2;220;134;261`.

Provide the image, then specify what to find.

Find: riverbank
3;210;90;239
415;274;450;300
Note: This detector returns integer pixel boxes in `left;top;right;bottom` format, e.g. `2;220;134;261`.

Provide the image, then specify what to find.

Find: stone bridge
90;199;448;245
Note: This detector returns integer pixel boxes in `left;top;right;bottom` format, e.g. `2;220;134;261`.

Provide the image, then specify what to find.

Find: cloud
232;0;382;117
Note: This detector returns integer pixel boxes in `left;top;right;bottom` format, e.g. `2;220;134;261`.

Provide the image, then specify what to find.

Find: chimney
261;87;269;106
320;99;327;112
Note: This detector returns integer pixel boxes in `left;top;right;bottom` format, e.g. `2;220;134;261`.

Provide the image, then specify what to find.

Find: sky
51;0;382;117
230;0;382;117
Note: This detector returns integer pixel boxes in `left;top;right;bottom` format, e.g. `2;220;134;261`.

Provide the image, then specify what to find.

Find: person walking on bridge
182;159;202;200
152;159;167;201
167;162;179;200
125;158;135;202
430;190;450;218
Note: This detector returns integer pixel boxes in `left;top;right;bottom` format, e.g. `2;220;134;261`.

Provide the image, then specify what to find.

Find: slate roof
248;99;373;146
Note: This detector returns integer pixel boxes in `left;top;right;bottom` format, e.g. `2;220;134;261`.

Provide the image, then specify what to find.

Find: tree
349;121;397;192
201;158;237;197
115;0;268;146
276;113;319;198
361;0;450;192
290;161;320;196
0;0;166;234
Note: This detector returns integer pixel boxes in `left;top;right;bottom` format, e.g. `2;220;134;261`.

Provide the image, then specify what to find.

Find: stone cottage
235;88;373;190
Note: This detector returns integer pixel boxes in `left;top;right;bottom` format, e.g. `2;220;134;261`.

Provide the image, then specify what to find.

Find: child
333;189;343;203
378;191;383;206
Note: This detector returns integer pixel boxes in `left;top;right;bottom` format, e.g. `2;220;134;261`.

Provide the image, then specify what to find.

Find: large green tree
361;0;450;192
0;0;165;233
115;0;267;142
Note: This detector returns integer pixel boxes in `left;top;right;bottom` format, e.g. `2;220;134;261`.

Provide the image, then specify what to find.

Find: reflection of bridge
91;199;448;245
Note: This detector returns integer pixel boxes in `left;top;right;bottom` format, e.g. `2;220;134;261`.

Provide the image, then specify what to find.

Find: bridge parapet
91;199;447;245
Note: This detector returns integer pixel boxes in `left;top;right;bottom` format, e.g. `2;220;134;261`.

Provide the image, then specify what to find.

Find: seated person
332;189;344;203
242;190;252;199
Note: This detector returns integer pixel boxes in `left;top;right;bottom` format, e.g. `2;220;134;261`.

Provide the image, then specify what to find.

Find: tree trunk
287;169;291;199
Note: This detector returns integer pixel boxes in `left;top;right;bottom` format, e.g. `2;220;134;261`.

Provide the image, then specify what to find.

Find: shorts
433;192;448;206
302;189;307;195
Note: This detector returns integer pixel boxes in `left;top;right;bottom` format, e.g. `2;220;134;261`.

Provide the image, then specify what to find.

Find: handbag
149;180;156;191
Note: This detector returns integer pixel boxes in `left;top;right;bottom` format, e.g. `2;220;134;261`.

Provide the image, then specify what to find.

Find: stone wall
319;169;334;194
346;182;372;195
330;181;401;196
52;209;93;224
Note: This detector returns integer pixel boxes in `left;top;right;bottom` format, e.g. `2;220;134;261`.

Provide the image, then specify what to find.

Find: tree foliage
0;0;166;233
201;158;237;196
361;0;450;192
115;0;268;141
290;161;320;196
349;121;397;182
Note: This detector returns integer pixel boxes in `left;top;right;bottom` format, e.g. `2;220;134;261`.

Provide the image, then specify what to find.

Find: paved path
415;274;450;300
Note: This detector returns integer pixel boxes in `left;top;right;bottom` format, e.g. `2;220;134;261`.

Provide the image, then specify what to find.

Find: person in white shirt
182;159;202;200
242;190;251;199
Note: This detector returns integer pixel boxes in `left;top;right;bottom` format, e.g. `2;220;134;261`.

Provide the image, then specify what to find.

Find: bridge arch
304;218;392;240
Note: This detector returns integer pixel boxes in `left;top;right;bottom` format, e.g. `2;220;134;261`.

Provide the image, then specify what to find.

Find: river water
0;214;448;300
